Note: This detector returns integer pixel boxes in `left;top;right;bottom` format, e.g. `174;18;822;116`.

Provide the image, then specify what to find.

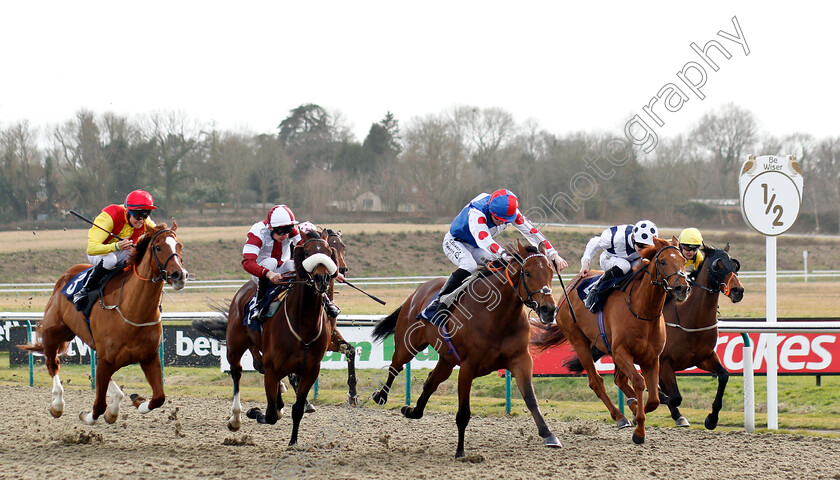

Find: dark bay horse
233;231;339;446
194;227;358;414
532;236;689;444
21;223;187;424
659;242;744;429
370;241;561;458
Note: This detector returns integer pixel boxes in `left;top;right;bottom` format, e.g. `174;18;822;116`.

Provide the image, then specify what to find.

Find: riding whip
557;274;579;325
69;210;125;241
341;279;386;305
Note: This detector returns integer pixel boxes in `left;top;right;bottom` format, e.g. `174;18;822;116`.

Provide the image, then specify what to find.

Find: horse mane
126;223;168;267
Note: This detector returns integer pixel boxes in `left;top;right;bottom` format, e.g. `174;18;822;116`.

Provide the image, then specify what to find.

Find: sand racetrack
2;385;839;480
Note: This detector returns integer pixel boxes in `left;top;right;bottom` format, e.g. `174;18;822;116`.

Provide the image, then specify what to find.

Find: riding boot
323;293;341;318
417;268;471;321
584;266;624;313
73;263;109;310
255;276;273;319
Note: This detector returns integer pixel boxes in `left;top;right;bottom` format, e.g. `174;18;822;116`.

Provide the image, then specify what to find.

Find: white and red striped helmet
268;205;299;228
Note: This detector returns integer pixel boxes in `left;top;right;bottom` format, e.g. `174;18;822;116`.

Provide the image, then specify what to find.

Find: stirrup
324;301;341;318
417;299;440;321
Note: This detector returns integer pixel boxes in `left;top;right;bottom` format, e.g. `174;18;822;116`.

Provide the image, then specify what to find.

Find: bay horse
194;227;358;416
659;242;744;429
233;230;339;446
370;241;561;459
531;236;689;444
20;223;187;424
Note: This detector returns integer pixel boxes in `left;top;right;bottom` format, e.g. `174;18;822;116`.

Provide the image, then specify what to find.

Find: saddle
62;265;124;321
576;271;632;313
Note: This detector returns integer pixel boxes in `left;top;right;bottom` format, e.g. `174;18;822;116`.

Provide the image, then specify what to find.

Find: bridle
492;253;553;312
132;229;183;284
626;245;688;322
667;252;740;332
298;237;336;294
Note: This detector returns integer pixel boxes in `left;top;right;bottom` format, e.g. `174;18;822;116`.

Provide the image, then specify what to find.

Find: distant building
328;191;385;212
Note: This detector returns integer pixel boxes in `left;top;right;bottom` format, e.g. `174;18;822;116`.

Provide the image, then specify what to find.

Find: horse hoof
704;415;718;430
632;433;645;445
347;394;360;407
245;407;262;420
305;402;316;414
129;393;146;408
676;416;690;427
104;410;118;424
544;434;562;448
455;450;465;459
49;405;63;418
227;421;240;432
616;418;632;429
401;406;414;418
372;391;387;405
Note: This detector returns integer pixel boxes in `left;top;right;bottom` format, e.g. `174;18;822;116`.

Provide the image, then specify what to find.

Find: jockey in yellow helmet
678;227;705;274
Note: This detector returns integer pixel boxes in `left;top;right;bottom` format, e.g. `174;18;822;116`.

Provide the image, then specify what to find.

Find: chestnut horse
20;223;187;424
232;231;338;446
370;241;561;459
659;243;744;429
532;236;689;444
194;227;358;413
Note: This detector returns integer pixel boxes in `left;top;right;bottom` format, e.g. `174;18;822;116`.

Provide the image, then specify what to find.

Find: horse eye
524;271;531;277
713;259;723;270
154;245;161;251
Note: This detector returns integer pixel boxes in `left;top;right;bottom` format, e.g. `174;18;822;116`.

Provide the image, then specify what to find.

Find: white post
743;343;755;433
803;250;808;283
766;235;778;429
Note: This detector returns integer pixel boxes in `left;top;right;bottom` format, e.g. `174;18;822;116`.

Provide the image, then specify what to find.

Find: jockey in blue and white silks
579;219;658;312
418;189;568;322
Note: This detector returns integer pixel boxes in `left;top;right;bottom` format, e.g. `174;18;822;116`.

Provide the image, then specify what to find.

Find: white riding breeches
87;250;131;271
599;251;639;275
250;258;296;284
442;232;495;274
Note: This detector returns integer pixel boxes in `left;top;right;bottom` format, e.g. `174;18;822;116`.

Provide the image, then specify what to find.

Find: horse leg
614;371;639;426
43;345;65;418
454;366;474;459
103;380;125;424
373;336;426;406
340;341;359;406
287;373;313;412
80;361;115;425
251;365;283;425
509;355;561;448
228;361;244;431
569;337;628;428
131;355;165;414
289;370;318;447
612;349;648;444
401;359;455;420
698;355;729;430
658;362;689;427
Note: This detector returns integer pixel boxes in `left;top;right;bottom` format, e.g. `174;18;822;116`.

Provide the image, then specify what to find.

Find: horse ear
538;241;547;255
321;229;329;240
672;235;679;245
293;246;307;277
337;229;342;236
171;221;177;232
516;239;527;255
724;242;730;253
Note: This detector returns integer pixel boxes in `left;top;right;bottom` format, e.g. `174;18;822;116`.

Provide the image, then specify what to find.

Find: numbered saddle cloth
61;267;122;320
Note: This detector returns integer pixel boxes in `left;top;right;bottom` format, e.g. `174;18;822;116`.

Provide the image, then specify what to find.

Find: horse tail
17;342;44;354
192;300;229;342
530;323;569;353
564;346;606;374
371;306;401;343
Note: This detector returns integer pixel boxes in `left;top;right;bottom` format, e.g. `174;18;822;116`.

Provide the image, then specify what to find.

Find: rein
666;253;738;332
486;252;552;314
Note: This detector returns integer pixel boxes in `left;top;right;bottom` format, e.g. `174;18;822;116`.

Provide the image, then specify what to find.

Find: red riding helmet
124;190;156;211
488;189;518;223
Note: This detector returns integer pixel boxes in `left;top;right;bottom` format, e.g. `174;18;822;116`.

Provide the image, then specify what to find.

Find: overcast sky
1;1;836;144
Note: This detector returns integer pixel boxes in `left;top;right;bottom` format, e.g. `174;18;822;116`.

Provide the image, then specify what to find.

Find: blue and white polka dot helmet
632;220;657;246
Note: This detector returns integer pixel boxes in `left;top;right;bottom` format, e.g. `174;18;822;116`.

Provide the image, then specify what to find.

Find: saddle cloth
61;267;122;320
575;272;629;312
243;285;290;331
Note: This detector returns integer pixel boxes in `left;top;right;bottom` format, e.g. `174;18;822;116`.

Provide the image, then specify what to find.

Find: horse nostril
339;267;348;275
170;271;181;281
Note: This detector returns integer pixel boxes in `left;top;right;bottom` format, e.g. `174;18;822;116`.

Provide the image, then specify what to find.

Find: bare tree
691;103;758;198
53;110;110;211
144;112;199;213
0;121;42;220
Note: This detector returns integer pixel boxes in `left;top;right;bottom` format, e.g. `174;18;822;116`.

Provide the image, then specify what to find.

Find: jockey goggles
130;209;152;221
680;243;700;252
272;225;295;236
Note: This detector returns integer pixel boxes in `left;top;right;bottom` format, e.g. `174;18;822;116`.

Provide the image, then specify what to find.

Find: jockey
580;220;658;312
72;189;156;309
678;227;705;277
417;189;568;322
242;205;342;318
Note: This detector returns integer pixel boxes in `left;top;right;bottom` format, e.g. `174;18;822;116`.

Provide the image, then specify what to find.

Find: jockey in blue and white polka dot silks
418;189;568;322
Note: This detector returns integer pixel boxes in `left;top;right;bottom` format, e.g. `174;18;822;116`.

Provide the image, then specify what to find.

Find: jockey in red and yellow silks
73;189;156;308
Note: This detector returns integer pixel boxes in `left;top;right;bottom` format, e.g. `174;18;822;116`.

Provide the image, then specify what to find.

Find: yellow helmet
678;227;703;247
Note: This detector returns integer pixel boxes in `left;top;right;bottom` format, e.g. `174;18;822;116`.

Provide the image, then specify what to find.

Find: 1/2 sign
741;167;801;236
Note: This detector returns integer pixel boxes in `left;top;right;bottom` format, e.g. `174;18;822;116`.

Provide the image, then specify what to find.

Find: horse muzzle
537;304;557;325
671;284;690;302
726;286;745;303
166;270;187;290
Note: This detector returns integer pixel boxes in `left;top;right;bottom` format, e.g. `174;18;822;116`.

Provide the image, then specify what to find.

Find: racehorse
232;230;339;446
20;223;187;424
194;227;358;415
531;236;689;444
370;241;561;458
659;242;744;429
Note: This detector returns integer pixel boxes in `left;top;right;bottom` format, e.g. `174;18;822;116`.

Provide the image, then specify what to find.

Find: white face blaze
164;237;185;271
